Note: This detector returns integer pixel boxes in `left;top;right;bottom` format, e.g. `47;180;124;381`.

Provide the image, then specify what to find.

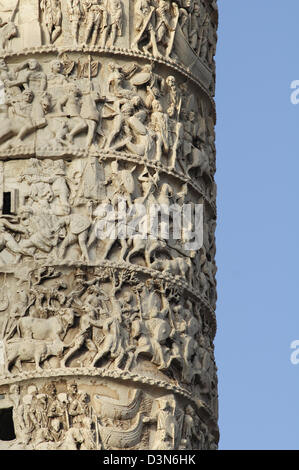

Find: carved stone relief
0;377;218;450
0;1;217;93
0;0;218;451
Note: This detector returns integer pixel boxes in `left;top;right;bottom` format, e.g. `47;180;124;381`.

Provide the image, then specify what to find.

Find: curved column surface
0;0;218;451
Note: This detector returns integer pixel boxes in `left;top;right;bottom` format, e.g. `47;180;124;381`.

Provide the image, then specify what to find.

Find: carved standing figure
40;0;62;44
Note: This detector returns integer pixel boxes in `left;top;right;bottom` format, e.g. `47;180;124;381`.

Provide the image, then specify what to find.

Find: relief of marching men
0;266;217;413
1;381;215;450
0;1;217;73
133;0;217;69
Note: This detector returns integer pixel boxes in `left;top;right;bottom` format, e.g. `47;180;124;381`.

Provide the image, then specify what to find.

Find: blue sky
215;0;299;450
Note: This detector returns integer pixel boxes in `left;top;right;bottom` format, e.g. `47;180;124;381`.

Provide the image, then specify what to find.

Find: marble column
0;0;218;450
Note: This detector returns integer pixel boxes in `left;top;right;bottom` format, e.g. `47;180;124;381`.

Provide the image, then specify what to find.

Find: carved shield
130;72;152;87
128;116;147;136
69;214;91;235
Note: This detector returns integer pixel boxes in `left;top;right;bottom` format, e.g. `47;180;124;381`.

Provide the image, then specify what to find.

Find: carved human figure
9;384;26;443
67;0;82;44
35;394;49;429
0;89;50;147
7;59;47;93
45;160;71;216
133;0;178;58
17;207;64;259
0;14;18;51
40;0;62;44
105;96;143;152
132;0;156;53
91;313;126;368
56;83;85;144
46;383;65;428
80;87;105;147
0;59;16;102
82;0;107;46
152;397;178;449
0;217;30;263
58;214;91;262
182;405;203;449
150;99;169;162
154;0;178;57
199;3;209;62
107;0;123;46
189;0;201;52
3;287;29;340
47;59;67;91
106;63;133;99
129;312;171;370
67;383;90;427
61;303;104;367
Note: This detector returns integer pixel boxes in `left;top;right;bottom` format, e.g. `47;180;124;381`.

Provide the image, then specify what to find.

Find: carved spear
10;0;19;23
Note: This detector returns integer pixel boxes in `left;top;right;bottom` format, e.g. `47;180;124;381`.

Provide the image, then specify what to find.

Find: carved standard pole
0;0;218;450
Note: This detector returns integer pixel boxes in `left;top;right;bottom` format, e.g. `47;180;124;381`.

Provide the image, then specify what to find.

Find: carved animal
187;146;211;181
17;309;75;341
5;338;65;372
126;238;168;266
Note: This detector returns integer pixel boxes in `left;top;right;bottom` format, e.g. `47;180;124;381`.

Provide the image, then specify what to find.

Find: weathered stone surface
0;0;218;450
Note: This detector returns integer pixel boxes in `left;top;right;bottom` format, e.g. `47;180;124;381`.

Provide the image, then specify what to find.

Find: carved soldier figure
58;214;91;262
150;99;169;162
3;287;29;340
9;384;26;443
155;0;176;56
7;59;47;93
80;87;105;147
133;0;178;58
91;313;126;368
152;397;178;449
182;405;203;449
0;217;30;263
107;0;123;46
67;0;82;44
47;59;67;90
3;89;51;146
40;0;62;44
0;14;18;51
132;0;156;53
82;0;107;46
0;58;16;94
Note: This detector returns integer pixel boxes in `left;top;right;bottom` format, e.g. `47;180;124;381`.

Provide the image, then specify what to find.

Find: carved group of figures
133;0;217;68
0;268;217;408
0;56;215;184
0;0;123;49
0;152;217;309
0;1;217;73
7;382;97;450
177;0;217;67
2;382;216;450
67;0;124;47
